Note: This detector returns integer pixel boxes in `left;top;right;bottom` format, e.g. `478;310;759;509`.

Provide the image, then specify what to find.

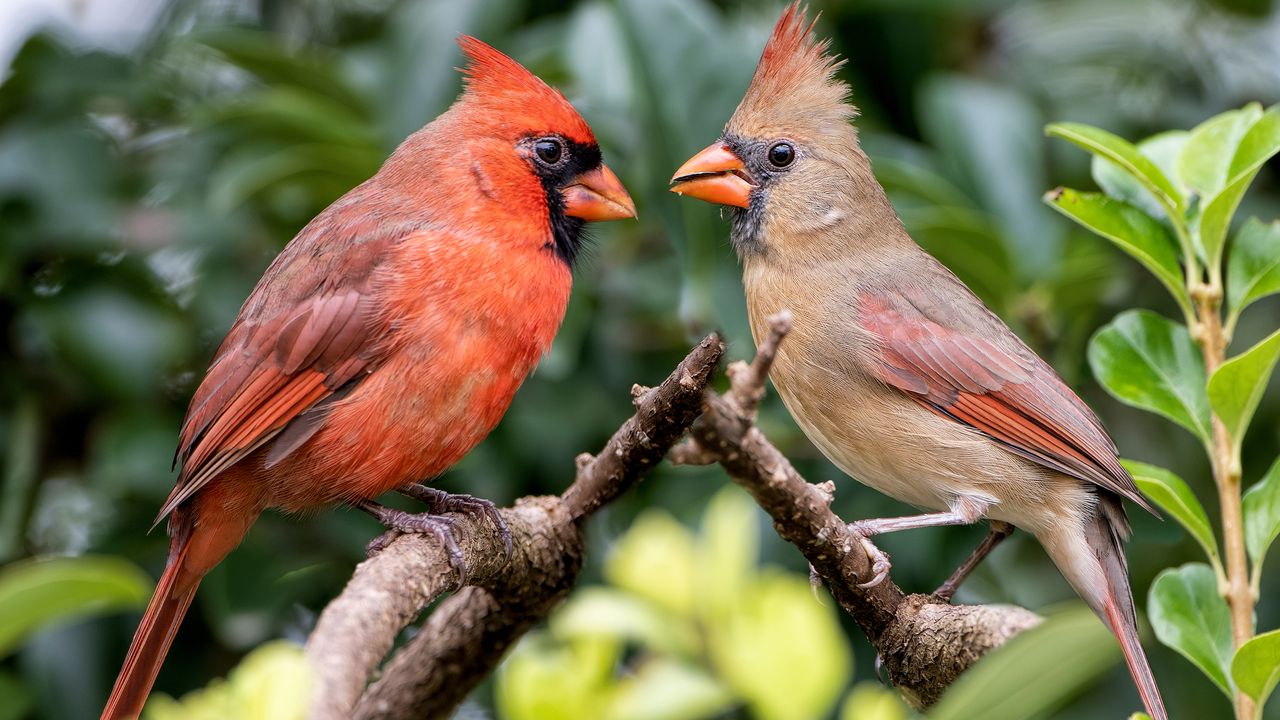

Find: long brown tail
1039;495;1168;720
101;522;200;720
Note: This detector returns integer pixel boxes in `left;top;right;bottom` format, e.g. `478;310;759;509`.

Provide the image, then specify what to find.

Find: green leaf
696;486;758;618
1178;104;1264;199
1227;218;1280;325
709;572;851;720
1197;106;1280;272
0;556;151;657
1088;310;1212;443
840;682;908;720
1048;122;1183;215
1243;456;1280;569
1123;460;1219;567
1231;629;1280;707
931;605;1119;720
1092;131;1189;224
145;641;312;720
1044;188;1188;313
603;658;735;720
1149;563;1234;698
553;588;698;657
495;633;618;720
1207;328;1280;453
605;510;696;616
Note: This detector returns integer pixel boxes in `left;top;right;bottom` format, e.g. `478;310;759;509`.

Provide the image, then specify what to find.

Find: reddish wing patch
157;287;380;523
859;292;1154;514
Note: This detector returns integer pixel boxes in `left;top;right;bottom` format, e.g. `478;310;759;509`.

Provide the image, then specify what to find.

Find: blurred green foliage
1;0;1278;718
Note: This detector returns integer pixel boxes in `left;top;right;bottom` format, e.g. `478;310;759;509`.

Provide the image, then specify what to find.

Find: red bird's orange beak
669;143;753;209
562;164;637;221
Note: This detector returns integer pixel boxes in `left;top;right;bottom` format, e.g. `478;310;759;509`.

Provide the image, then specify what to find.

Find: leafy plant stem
1195;288;1256;720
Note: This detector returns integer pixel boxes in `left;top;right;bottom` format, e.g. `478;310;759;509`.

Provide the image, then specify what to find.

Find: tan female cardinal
670;5;1166;718
101;37;634;719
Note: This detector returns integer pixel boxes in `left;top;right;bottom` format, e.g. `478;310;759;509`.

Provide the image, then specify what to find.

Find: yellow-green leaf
1231;629;1280;706
1123;460;1219;567
1048;122;1182;215
1227;218;1280;326
1243;456;1280;569
1207;328;1280;454
1044;188;1188;314
0;556;151;657
1197;106;1280;272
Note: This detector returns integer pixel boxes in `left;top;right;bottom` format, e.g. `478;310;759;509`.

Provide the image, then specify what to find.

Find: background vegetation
1;0;1278;718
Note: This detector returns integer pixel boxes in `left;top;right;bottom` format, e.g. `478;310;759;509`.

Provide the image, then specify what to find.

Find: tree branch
673;313;1042;708
304;335;724;720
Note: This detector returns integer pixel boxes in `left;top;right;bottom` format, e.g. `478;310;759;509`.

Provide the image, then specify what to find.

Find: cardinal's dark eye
534;138;564;165
768;142;795;168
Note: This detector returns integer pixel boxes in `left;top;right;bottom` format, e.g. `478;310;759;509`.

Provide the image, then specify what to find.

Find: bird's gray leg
932;520;1014;602
846;496;991;589
355;498;468;580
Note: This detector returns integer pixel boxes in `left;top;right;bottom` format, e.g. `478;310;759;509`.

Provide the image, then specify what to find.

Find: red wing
859;292;1154;514
156;286;380;522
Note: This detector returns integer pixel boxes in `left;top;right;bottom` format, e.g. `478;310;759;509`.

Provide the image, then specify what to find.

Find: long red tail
1041;496;1168;720
100;532;199;720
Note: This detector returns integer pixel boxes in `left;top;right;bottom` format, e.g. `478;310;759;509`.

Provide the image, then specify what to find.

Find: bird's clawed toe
400;484;513;560
357;499;470;582
848;528;892;588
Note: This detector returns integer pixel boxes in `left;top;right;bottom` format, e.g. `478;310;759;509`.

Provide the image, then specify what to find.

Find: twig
679;312;1042;708
304;335;724;720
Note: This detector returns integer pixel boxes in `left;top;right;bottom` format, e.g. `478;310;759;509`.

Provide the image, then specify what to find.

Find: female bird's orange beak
562;164;637;221
669;143;753;209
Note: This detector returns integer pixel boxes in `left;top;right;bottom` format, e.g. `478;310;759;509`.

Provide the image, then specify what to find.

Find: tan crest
728;3;855;139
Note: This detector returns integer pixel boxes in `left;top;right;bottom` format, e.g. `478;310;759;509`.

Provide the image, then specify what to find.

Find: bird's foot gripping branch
305;321;1043;718
669;312;1042;710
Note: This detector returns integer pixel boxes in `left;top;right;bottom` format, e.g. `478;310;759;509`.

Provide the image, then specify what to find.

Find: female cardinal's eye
768;142;795;168
534;138;564;165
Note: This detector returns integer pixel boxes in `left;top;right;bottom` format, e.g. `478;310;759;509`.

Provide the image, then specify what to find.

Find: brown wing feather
158;219;413;524
859;291;1155;515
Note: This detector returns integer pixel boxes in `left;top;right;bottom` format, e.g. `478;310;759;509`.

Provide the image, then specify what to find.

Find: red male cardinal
101;37;634;720
670;5;1165;718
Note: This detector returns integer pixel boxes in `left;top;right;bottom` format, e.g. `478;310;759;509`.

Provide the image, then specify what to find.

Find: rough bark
306;320;1045;718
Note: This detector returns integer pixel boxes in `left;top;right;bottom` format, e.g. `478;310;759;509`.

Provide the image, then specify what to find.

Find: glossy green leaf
1123;460;1219;566
1207;328;1280;453
1044;188;1188;312
0;556;151;657
1048;122;1182;214
931;605;1119;720
1231;629;1280;707
1227;218;1280;324
1243;456;1280;569
1088;310;1212;443
709;573;850;720
1178;104;1264;199
1197;106;1280;271
1092;131;1189;223
1149;563;1234;697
